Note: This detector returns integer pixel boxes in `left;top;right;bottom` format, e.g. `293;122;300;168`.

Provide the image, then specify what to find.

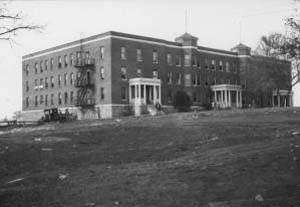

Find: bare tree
255;33;287;58
0;2;42;44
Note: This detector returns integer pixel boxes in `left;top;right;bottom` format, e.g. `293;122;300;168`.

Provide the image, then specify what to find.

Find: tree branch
0;25;41;37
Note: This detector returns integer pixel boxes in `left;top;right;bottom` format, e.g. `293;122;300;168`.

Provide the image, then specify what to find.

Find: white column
224;90;227;108
277;94;280;107
129;85;132;104
153;85;157;104
236;91;239;108
158;85;161;104
272;95;274;107
228;90;231;107
220;90;223;108
135;84;138;105
143;85;146;104
138;84;142;104
239;91;242;108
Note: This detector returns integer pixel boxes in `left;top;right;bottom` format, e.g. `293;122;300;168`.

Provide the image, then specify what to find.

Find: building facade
21;31;291;120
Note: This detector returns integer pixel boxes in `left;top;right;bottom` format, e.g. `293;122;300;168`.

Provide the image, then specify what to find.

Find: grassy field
0;108;300;207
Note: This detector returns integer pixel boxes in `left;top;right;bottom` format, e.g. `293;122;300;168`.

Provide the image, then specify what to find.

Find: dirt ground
0;108;300;207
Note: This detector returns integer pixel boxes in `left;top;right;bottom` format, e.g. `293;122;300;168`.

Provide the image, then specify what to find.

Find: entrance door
146;85;153;104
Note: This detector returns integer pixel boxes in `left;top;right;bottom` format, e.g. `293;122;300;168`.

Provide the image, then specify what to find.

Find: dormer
175;32;198;47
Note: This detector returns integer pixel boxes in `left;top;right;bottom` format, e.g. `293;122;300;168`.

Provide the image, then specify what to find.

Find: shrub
173;91;192;112
203;87;213;110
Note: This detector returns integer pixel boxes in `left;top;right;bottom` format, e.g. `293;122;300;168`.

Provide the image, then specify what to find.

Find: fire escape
74;51;95;107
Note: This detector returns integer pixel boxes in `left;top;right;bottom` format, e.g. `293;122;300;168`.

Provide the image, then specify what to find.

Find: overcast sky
0;0;296;119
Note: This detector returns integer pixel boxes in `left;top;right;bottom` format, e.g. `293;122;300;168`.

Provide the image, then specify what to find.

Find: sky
0;0;297;119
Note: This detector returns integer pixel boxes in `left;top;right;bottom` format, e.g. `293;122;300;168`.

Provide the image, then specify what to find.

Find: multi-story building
21;31;292;120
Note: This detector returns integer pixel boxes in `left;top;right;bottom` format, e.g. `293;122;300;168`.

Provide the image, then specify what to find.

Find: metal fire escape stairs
74;39;95;107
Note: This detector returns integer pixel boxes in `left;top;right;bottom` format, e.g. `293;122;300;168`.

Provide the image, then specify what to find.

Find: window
167;72;172;84
44;60;48;71
100;67;104;79
234;63;238;73
176;55;181;66
197;58;201;68
64;92;68;104
45;77;48;89
35;63;38;74
121;67;127;80
85;51;90;59
50;76;54;88
152;50;158;63
242;80;246;89
40;95;44;105
184;54;191;66
58;56;62;68
219;61;223;71
137;68;142;77
121;87;126;100
50;94;54;105
50;58;54;70
40;78;44;90
185;74;191;87
121;47;126;59
212;77;217;85
225;62;230;72
204;59;209;69
25;64;29;76
227;79;231;84
40;61;43;73
76;51;81;60
197;74;201;85
152;69;158;78
70;91;74;104
34;79;38;90
64;73;67;86
70;72;74;85
137;49;142;61
100;87;105;100
167;53;172;66
35;96;38;107
210;60;215;70
77;71;81;81
192;74;196;86
25;97;29;108
58;75;61;87
64;55;68;67
45;94;48;106
58;92;62;105
100;46;104;59
25;81;29;92
205;76;210;86
177;73;182;85
192;55;197;66
70;53;74;66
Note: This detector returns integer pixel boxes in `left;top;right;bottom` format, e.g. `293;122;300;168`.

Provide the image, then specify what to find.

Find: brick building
21;31;292;120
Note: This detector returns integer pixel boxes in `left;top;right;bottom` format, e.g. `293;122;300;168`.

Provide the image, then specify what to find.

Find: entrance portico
129;78;161;116
211;84;242;109
272;90;293;107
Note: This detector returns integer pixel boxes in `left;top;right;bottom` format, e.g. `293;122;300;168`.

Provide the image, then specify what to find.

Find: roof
232;43;251;50
23;31;238;60
175;32;198;40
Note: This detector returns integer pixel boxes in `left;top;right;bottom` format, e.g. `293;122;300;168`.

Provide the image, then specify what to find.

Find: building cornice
23;32;238;61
